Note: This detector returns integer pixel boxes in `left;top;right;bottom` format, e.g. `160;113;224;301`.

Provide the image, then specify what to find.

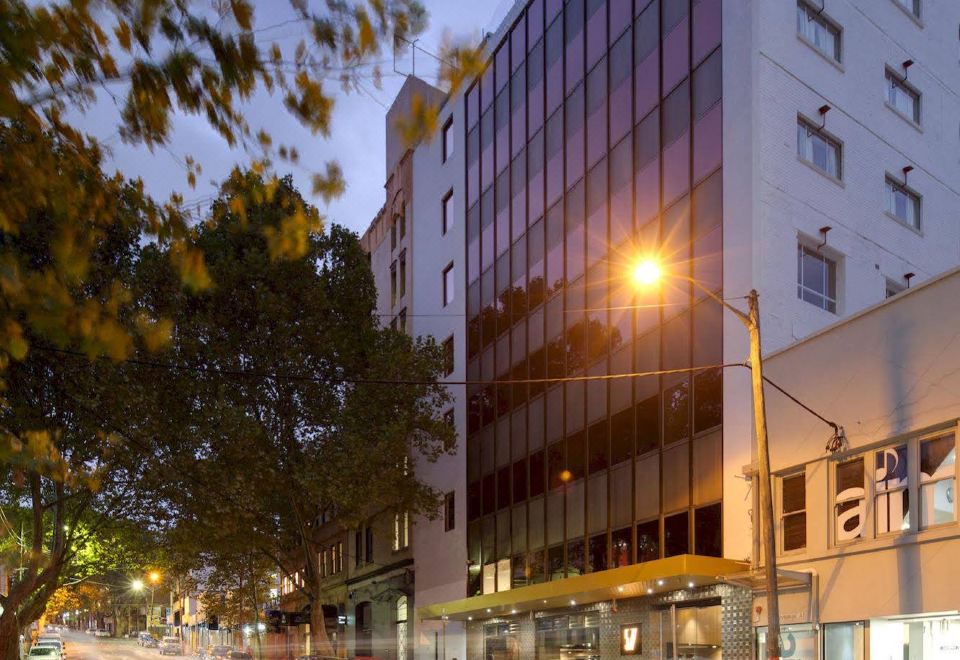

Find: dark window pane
481;64;494;111
612;526;632;567
586;60;607;167
496;45;509;93
586;0;606;70
836;457;863;496
783;473;806;514
483;473;496;515
530;449;546;496
663;80;690;146
693;367;722;432
567;538;585;576
588;419;609;473
566;84;585;187
784;511;807;552
663;379;690;444
662;0;688;36
467;84;479;130
692;0;722;65
548;441;565;488
528;0;544;47
567;431;586;481
664;511;690;557
610;406;634;465
511;15;526;72
636;393;660;454
546;0;562;25
692;169;722;238
637;519;660;563
635;1;659;60
528;548;545;584
588;532;608;572
528;40;545;134
565;0;585;94
635;108;660;169
546;15;564;114
548;544;565;580
692;47;722;119
468;480;481;520
513;458;528;503
512;554;527;588
498;465;511;510
694;503;722;557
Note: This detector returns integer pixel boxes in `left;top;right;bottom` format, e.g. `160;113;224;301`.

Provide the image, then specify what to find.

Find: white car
28;646;62;659
159;636;182;656
94;629;110;638
34;639;65;657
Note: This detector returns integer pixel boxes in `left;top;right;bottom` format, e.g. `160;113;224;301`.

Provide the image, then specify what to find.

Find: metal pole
747;290;781;659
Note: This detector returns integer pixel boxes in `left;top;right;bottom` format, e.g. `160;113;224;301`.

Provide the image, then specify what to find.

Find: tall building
360;0;960;657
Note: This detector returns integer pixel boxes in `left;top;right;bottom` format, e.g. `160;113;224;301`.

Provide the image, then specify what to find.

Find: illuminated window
835;457;865;542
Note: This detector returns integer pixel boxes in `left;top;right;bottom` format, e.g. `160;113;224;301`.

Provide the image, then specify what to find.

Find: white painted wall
409;93;468;660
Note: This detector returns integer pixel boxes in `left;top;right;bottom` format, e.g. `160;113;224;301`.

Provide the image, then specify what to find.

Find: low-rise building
758;266;960;657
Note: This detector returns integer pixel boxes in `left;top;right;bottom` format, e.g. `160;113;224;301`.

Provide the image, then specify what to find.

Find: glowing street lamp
130;579;144;592
628;255;784;660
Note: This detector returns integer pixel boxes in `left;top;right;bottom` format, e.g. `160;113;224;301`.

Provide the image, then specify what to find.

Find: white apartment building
360;1;960;658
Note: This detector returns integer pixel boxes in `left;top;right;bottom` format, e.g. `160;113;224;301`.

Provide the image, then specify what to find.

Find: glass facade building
464;0;725;597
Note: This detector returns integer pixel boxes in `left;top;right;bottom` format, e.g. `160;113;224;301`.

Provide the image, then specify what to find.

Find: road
54;630;184;660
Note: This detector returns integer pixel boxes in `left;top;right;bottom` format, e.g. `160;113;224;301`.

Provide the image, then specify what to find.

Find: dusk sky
80;1;506;236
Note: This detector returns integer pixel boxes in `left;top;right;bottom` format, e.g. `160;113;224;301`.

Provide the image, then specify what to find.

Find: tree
140;174;454;655
0;1;481;652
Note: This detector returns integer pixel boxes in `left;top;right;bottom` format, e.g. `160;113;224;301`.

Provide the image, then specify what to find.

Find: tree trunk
309;600;334;659
0;609;23;660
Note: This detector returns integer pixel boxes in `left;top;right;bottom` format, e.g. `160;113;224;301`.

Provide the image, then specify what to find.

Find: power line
34;345;734;387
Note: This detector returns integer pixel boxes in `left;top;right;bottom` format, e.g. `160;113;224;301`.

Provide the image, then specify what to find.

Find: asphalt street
46;630;183;660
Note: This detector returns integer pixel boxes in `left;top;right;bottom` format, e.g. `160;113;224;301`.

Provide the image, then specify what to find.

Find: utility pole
747;290;781;659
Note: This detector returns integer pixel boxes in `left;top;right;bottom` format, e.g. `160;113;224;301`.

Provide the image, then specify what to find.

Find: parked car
33;640;65;658
226;652;252;659
28;647;62;659
206;645;232;658
137;632;154;646
160;636;183;656
94;629;110;638
84;628;96;635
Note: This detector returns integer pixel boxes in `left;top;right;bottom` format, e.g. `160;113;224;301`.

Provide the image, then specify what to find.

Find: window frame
443;262;455;307
919;431;957;529
796;1;842;64
833;456;867;545
779;471;807;554
874;444;910;536
442;117;454;163
797;242;839;314
442;189;454;235
884;175;921;232
442;335;455;376
892;0;921;21
885;68;921;125
797;117;843;181
444;492;456;532
398;250;407;299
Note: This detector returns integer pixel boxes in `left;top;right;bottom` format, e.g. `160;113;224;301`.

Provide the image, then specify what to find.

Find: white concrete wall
760;267;960;623
408;93;468;660
752;0;960;350
722;0;960;569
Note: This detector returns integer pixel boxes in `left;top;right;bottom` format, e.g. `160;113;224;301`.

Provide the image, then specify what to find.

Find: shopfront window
484;622;520;660
536;613;600;660
871;614;960;659
756;624;817;659
824;621;865;660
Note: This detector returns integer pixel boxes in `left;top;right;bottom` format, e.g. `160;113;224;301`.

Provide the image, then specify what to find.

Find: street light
629;256;783;660
132;572;162;635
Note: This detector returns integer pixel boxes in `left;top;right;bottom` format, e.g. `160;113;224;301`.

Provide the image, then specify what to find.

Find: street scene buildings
4;0;960;659
344;0;960;658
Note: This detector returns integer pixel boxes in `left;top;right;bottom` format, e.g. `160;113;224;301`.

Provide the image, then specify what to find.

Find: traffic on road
23;627;255;660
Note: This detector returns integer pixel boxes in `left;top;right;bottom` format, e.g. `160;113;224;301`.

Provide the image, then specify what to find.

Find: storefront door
660;600;723;660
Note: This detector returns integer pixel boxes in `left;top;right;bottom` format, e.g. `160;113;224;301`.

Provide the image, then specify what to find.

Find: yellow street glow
631;259;663;287
131;578;144;591
148;570;161;584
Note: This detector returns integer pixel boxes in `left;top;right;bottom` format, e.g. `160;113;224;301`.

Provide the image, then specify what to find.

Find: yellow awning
417;554;749;621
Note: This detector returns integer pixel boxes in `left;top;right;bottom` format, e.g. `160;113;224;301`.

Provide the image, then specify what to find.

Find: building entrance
661;600;722;659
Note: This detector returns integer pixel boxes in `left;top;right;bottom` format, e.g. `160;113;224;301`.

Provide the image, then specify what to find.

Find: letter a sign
620;624;641;655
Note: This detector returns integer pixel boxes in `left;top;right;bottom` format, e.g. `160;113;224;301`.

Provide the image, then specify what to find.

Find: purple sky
80;1;505;236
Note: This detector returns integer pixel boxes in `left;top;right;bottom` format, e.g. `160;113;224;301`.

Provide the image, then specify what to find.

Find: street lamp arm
682;275;751;325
